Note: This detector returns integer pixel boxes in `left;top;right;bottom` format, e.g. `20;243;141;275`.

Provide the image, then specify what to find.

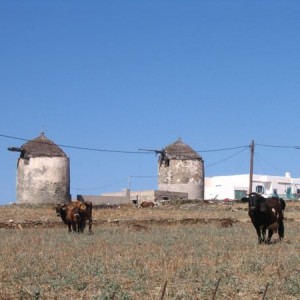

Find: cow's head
55;204;63;216
55;204;68;217
78;202;87;214
248;193;259;211
248;193;267;213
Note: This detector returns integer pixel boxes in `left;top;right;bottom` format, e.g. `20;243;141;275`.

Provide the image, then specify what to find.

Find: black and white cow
242;193;286;244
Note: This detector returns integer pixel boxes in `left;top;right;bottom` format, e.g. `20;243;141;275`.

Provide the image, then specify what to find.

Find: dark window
256;185;264;194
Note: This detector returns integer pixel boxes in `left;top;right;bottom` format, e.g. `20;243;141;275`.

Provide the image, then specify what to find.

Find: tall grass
1;220;300;299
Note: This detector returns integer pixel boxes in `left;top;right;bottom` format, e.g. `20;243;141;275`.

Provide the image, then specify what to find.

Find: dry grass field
1;200;300;299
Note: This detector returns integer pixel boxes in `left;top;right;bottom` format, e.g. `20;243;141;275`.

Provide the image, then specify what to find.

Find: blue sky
1;1;300;204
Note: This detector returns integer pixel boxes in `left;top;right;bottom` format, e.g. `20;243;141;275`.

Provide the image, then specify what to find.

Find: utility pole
249;140;255;194
128;176;132;190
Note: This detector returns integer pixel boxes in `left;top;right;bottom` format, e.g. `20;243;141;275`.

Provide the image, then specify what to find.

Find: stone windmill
8;133;71;204
158;139;204;200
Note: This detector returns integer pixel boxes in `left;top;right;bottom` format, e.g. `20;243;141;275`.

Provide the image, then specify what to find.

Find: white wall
17;157;70;204
205;173;300;200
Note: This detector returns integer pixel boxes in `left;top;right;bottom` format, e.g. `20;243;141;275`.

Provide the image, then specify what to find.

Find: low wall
77;195;131;206
78;190;189;206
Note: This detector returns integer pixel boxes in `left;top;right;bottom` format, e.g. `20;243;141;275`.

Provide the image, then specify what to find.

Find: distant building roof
20;133;67;158
162;139;202;160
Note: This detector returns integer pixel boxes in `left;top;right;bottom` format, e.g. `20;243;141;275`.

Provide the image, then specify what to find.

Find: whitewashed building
205;172;300;200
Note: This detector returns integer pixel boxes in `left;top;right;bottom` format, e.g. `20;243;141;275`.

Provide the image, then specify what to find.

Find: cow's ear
79;203;87;211
241;197;249;203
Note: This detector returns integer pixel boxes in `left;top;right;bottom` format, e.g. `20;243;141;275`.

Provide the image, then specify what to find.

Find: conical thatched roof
20;133;67;158
162;139;201;160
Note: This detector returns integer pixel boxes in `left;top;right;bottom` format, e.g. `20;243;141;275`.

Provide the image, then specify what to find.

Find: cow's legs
255;227;264;244
261;227;268;243
80;219;86;232
266;229;273;244
88;218;93;234
71;221;77;232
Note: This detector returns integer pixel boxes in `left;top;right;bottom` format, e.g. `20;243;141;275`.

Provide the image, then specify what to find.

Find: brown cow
74;200;93;234
55;202;80;233
139;201;155;208
56;200;93;233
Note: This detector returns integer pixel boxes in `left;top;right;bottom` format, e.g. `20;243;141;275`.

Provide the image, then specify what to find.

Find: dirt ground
1;199;299;230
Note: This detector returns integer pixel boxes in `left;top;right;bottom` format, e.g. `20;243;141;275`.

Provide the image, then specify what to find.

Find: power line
205;147;248;168
197;145;249;153
1;133;250;154
0;133;151;155
1;132;300;155
256;143;299;149
255;150;285;174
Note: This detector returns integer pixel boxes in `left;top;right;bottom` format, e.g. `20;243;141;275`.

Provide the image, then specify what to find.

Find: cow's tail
278;221;284;240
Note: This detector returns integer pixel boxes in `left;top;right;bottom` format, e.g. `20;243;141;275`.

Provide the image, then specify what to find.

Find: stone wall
158;159;204;199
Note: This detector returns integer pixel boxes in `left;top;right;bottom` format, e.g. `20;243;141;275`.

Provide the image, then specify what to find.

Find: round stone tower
9;133;71;204
158;139;204;200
